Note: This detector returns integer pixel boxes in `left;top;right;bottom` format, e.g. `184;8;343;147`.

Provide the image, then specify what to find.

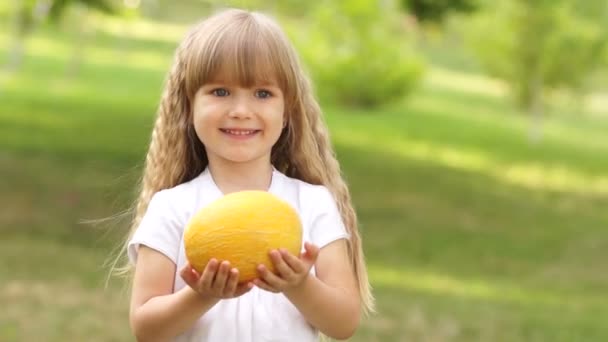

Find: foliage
401;0;478;23
48;0;116;21
289;0;425;108
465;0;608;111
12;0;117;24
3;0;120;72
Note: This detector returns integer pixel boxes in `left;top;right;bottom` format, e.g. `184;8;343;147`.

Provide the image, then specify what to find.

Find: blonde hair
114;8;374;316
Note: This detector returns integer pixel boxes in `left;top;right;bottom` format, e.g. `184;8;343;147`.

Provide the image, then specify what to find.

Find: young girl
122;8;373;341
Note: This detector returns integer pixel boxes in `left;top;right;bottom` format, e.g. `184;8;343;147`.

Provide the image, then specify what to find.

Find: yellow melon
184;190;302;283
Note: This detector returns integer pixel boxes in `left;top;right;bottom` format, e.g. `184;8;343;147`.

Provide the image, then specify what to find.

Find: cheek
264;114;284;139
268;101;286;130
192;109;217;143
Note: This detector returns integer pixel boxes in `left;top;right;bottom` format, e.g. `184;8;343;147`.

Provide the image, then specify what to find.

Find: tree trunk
5;0;51;72
6;38;25;72
528;72;543;144
5;0;30;72
65;4;92;78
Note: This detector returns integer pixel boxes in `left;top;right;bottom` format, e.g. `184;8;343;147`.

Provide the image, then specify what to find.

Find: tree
466;0;608;142
4;0;116;72
48;0;115;19
401;0;478;23
6;0;41;71
290;0;424;108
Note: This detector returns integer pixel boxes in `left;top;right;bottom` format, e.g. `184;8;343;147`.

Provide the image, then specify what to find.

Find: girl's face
192;79;285;166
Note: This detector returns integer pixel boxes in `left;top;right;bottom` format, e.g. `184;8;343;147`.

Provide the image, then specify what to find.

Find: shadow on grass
335;142;607;291
358;282;608;342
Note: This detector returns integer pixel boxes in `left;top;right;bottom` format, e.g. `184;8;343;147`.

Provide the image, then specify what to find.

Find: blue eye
212;88;229;97
255;90;272;99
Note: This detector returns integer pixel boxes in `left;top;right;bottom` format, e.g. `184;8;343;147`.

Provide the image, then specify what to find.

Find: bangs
207;32;281;87
183;12;293;98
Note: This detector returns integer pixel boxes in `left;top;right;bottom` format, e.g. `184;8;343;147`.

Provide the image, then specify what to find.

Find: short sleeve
309;186;350;248
127;190;183;265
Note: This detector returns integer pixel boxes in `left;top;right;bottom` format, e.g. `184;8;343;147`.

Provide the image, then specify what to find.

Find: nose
228;94;254;119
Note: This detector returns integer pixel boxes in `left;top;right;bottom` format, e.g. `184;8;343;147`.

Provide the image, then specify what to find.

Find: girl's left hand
254;242;320;293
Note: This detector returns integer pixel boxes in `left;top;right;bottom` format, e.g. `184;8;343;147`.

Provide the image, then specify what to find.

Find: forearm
284;276;360;340
131;286;219;342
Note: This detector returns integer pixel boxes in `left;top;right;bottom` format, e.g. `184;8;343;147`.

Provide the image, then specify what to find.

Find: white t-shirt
127;167;350;342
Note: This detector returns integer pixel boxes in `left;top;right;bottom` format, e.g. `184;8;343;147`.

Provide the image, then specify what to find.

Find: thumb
180;263;199;285
302;242;320;263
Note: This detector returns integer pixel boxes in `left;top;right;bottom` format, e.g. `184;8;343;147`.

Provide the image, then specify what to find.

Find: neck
207;157;274;194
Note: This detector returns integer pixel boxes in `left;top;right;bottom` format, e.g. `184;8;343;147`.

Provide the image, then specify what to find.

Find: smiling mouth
220;129;260;136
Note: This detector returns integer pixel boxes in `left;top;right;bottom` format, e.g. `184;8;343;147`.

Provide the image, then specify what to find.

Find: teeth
225;129;256;135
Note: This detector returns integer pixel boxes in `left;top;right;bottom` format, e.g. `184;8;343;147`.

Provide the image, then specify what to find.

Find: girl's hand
254;242;320;293
180;259;253;299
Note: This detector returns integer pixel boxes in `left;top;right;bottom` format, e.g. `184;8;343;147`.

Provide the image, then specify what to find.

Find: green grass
1;18;607;342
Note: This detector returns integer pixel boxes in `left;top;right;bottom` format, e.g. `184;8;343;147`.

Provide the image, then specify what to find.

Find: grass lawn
1;16;607;342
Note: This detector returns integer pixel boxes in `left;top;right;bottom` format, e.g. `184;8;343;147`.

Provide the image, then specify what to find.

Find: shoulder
154;174;204;201
273;171;344;227
274;172;349;248
127;173;210;265
273;171;337;210
136;172;213;237
148;172;209;214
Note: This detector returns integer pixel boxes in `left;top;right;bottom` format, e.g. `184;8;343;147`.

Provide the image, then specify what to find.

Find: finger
199;258;218;290
179;264;198;286
303;242;321;263
213;261;231;289
257;263;286;289
234;281;254;296
253;278;279;293
269;249;295;279
222;268;239;296
279;248;306;274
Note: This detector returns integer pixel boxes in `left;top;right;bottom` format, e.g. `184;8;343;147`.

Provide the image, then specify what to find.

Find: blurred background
1;0;607;341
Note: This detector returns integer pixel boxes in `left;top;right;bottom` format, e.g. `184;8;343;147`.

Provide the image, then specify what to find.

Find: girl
121;8;373;342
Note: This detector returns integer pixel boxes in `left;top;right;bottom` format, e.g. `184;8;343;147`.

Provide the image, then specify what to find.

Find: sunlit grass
334;130;608;195
425;60;607;121
426;66;507;98
588;93;608;117
96;14;188;43
0;32;172;72
370;264;605;309
410;88;608;151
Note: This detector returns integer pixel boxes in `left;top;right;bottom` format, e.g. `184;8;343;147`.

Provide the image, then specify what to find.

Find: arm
254;240;361;340
129;246;218;342
130;246;252;342
285;240;361;339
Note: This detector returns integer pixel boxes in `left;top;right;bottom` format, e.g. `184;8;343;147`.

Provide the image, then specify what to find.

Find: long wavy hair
113;8;374;316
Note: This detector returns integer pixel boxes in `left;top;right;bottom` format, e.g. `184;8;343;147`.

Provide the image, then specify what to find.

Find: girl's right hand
180;259;253;299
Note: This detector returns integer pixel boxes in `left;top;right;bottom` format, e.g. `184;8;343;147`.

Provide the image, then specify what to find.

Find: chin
223;153;266;164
